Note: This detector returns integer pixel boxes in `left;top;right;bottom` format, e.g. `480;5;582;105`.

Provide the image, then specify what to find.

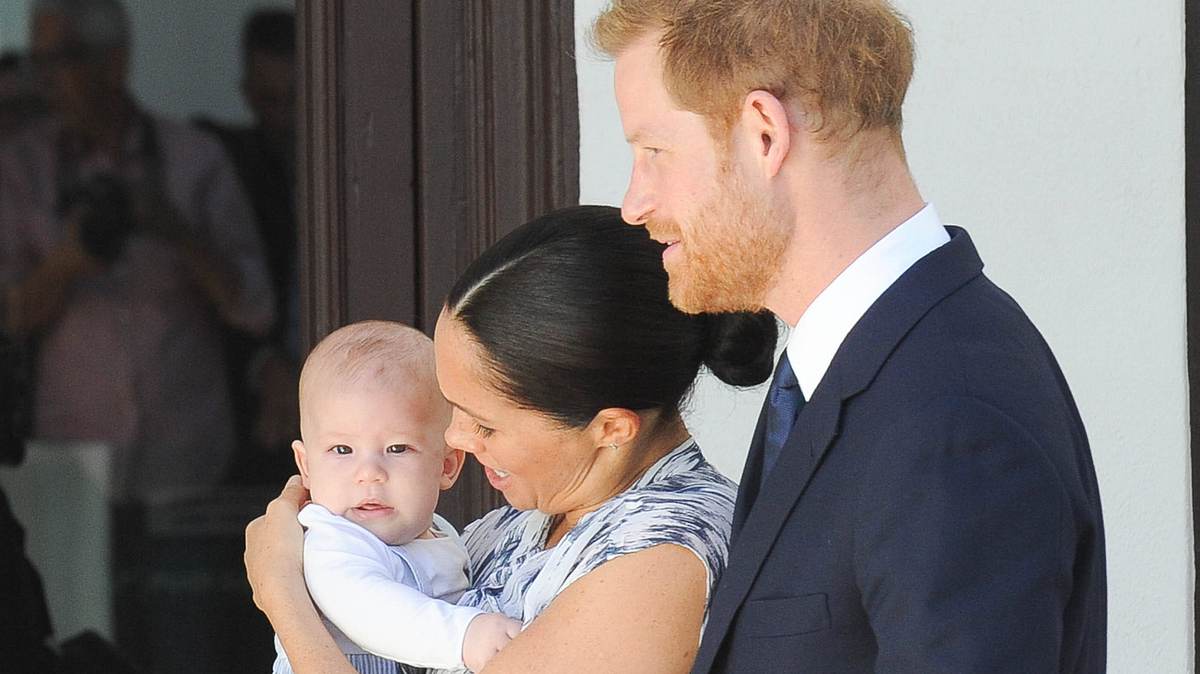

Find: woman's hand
244;476;357;674
245;475;309;614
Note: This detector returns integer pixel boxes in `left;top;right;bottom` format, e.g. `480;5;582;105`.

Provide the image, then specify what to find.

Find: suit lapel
695;379;845;672
731;400;769;537
691;227;985;674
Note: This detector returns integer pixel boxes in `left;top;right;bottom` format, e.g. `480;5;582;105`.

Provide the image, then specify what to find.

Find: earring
608;442;619;451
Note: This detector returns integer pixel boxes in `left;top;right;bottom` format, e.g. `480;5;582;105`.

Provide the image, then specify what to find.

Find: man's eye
386;444;410;454
473;422;494;439
331;445;352;455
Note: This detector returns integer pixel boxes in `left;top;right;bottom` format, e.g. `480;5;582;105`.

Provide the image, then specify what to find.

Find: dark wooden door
296;0;578;526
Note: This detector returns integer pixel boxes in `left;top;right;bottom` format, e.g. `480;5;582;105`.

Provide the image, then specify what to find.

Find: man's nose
621;165;653;226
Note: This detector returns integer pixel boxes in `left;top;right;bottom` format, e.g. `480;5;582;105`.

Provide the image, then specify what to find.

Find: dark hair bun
447;205;780;426
700;312;779;387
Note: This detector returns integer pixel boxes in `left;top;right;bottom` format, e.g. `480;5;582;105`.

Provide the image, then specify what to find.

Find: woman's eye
386;444;410;454
473;422;494;439
331;445;352;455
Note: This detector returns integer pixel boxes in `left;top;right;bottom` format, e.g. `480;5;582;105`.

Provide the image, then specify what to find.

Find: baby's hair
299;320;439;409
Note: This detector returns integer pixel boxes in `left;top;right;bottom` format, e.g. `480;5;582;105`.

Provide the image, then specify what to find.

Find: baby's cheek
305;476;345;512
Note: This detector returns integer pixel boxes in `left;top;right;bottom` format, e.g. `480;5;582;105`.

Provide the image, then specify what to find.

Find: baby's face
295;381;453;545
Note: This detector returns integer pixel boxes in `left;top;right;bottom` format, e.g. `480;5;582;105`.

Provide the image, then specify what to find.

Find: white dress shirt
786;204;950;399
272;504;484;672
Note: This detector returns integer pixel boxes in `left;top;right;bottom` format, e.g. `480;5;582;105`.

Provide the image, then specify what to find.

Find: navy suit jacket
692;227;1106;673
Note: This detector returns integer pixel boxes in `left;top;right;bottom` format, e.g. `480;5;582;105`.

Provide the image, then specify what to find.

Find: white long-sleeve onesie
272;504;484;672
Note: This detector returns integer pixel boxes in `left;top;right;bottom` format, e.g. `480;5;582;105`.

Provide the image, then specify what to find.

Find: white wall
575;0;1192;671
0;0;291;124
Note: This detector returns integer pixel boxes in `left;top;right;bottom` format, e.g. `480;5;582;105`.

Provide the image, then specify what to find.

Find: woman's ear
590;407;642;451
291;440;311;489
439;446;466;490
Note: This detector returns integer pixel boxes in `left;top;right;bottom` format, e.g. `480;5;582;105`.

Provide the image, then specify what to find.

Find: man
0;0;274;501
0;51;46;139
196;8;300;484
594;1;1106;671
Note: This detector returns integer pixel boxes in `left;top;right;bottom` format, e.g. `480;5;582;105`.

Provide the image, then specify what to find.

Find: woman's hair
445;205;777;428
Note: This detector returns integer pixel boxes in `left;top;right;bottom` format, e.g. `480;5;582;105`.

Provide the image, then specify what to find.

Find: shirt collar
785;203;950;399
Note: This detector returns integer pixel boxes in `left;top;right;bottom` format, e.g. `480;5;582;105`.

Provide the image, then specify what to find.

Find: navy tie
760;353;805;489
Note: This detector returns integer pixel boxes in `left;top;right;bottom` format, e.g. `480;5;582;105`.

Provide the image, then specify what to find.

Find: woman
245;206;777;673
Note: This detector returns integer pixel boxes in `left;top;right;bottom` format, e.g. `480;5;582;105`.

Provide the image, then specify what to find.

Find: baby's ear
292;440;311;489
439;445;466;490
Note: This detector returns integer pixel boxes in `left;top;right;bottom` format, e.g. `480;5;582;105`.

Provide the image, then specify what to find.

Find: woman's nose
445;409;480;454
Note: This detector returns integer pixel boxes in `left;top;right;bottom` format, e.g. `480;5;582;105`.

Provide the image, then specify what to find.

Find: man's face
30;12;123;129
242;50;295;140
614;35;791;314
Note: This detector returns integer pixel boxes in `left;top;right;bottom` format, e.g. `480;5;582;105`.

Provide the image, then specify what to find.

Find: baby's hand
462;612;522;672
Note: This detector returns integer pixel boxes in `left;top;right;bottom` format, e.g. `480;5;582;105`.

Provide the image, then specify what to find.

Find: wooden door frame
295;0;579;526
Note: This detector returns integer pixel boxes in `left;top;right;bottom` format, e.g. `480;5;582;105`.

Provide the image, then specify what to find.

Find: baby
272;321;520;674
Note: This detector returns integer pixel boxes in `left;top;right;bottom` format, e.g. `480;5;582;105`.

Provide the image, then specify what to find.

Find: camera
61;173;137;264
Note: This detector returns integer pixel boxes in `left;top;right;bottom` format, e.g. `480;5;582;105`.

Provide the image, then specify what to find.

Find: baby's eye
473;422;494;439
331;445;352;455
386;444;410;454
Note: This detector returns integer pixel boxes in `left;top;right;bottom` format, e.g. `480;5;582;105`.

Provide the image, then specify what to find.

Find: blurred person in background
0;51;46;139
0;332;55;671
197;8;300;485
0;0;275;503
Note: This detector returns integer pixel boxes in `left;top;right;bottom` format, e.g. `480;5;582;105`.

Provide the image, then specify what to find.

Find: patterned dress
430;439;736;674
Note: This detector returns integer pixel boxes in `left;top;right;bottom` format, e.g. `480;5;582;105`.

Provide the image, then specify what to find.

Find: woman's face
434;310;603;514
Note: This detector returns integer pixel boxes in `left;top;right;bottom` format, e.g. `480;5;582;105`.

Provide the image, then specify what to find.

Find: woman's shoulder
578;445;737;558
537;445;737;602
641;456;737;497
612;445;737;517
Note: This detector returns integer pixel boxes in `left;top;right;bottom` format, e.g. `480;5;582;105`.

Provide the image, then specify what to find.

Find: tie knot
774;354;799;391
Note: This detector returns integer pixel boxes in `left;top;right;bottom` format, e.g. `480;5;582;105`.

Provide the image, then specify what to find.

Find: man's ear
439;446;466;490
292;440;311;489
739;90;794;179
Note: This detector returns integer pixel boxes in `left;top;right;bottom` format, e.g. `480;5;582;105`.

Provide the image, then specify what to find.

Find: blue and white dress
454;438;736;631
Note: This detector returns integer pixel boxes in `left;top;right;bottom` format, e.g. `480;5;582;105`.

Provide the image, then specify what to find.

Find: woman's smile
483;465;511;489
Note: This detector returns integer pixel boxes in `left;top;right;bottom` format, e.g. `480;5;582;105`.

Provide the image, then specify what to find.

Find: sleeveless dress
430;438;736;674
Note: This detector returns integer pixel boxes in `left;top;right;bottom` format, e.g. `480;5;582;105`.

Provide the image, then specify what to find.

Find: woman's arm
243;476;356;674
481;543;709;674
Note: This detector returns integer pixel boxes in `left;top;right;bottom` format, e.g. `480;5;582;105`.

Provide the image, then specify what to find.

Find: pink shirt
0;114;274;499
